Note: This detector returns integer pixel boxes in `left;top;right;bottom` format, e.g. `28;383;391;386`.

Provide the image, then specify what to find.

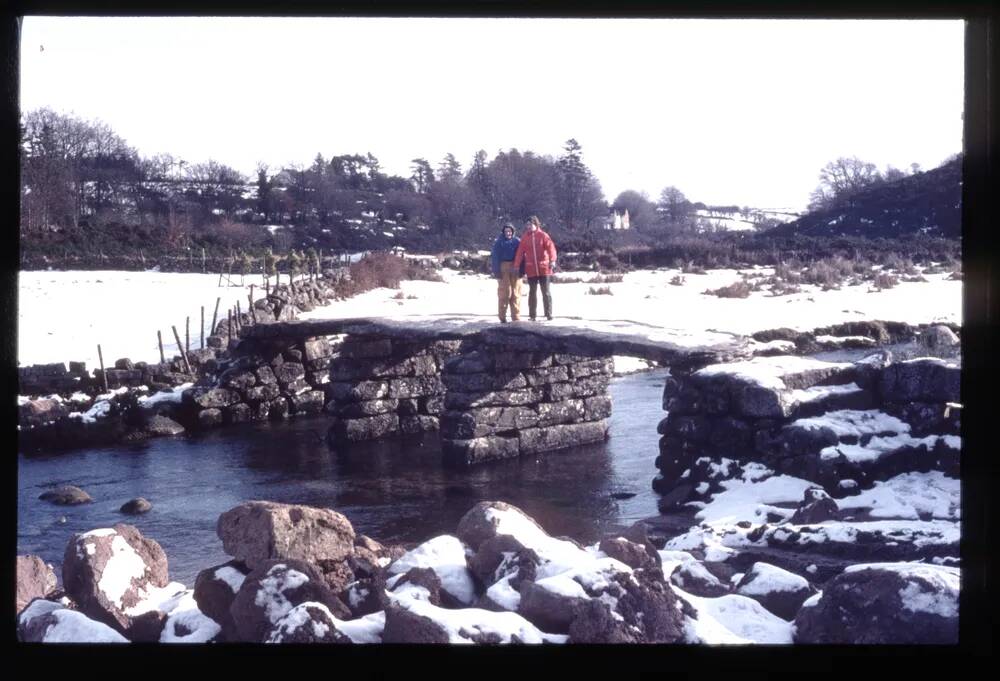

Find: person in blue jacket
490;223;522;322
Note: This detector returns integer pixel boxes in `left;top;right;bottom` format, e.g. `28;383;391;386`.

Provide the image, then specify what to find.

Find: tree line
19;107;951;259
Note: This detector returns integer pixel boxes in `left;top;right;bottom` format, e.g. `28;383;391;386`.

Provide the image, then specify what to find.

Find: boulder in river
120;497;153;515
216;500;356;571
39;485;92;505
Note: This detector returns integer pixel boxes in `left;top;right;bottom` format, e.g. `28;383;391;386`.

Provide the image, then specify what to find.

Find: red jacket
513;228;557;278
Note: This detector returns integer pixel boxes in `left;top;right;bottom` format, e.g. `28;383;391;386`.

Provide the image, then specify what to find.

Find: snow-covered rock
734;562;814;620
386;535;476;607
18;599;129;643
793;562;959;643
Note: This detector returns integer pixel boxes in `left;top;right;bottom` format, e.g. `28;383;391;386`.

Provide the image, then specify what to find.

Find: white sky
20;17;964;212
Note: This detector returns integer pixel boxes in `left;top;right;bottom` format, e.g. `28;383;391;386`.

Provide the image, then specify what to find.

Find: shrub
872;272;899;290
704;281;752;298
552;275;585;284
392;291;406;299
587;286;613;295
682;261;707;275
669;275;685;286
587;273;624;284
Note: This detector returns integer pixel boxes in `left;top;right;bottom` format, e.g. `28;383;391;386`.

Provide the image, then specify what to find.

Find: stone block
290;390;326;415
198;408;224;427
245;383;281;404
326;380;390;403
339;338;394;359
333;414;400;442
397;399;419;416
517;420;609;455
492;351;552;370
302;338;332;361
226;403;252;424
547;375;610;401
442;435;521;465
444;387;545;410
442;351;491;374
441;371;526;392
274;362;306;384
387;376;444;399
422;396;445;416
522;366;570;386
337;399;400;418
400;416;439;436
535;399;586;427
583;395;613;420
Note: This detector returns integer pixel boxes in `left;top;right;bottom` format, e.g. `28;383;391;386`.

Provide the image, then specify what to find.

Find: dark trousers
527;276;552;319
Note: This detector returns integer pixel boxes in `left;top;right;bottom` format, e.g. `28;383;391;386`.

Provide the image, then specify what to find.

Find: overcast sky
20;17;964;211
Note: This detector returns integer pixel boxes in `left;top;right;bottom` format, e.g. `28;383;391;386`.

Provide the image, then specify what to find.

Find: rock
18;599;129;643
144;415;185;436
225;402;252;424
16;555;59;615
302;339;333;362
735;562;814;620
382;603;450;643
598;536;660;570
114;358;135;371
274;362;306;385
399;415;439;435
879;358;960;403
467;534;528;585
518;579;589;634
390;567;444;606
62;524;170;636
793;563;958;643
517;420;608;455
218;368;256;391
669;560;729;597
255;365;277;385
570;567;685;643
317;559;355;594
456;501;548;552
340;574;389;618
197;408;223;427
19;398;69;428
789;487;839;525
332;413;400;442
920;325;960;350
289;389;326;415
336;398;400;418
186;387;241;409
193;560;250;640
120;497;153;515
39;485;92;505
267;602;352;643
441;434;520;465
216;501;356;571
229;559;351;642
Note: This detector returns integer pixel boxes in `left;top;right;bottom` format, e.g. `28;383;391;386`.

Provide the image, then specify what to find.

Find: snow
657;550;697;577
254;564;310;625
843;562;959;618
139;384;193;408
68;399;112;424
612;355;655;375
820;433;949;463
159;591;222;643
336;611;386;643
533;573;589;599
20;603;130;643
268;602;332;642
95;534;149;609
485;574;521;611
794;409;911;438
815;335;876;345
386;592;567;644
676;588;794;644
736;563;810;596
800;591;822;608
695;355;853;391
213;565;246;592
21;267;961;369
125;580;188;617
483;507;605;580
788;382;862;404
837;471;960;520
693;468;814;526
386;535;476;606
18;271;268;368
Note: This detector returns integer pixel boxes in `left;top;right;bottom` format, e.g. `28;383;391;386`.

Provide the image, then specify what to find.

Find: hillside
766;157;962;239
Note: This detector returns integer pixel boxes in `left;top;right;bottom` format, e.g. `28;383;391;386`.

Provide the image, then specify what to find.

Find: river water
18;369;668;587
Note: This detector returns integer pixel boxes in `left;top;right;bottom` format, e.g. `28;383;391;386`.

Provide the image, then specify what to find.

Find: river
18;369;668;587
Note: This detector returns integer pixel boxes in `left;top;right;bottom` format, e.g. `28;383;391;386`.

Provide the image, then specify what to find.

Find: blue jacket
490;233;520;277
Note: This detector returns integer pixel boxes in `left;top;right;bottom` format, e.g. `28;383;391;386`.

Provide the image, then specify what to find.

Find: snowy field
18;271;273;369
18;266;961;369
298;266;960;335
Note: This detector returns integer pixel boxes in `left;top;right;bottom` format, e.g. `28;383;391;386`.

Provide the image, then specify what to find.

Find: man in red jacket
512;215;557;321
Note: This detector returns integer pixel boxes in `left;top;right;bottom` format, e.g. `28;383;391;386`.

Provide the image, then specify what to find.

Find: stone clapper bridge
230;314;752;465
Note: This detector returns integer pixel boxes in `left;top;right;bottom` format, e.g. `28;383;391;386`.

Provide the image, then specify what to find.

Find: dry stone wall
653;355;961;504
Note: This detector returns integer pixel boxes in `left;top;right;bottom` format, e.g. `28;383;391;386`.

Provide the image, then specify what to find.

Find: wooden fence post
172;325;192;374
157;330;165;364
227;309;233;342
185;316;190;355
200;306;205;349
202;248;206;273
211;297;221;337
236;300;242;331
97;344;109;392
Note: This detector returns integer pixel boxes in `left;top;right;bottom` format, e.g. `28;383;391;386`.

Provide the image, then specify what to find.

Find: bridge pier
324;335;460;441
439;345;613;465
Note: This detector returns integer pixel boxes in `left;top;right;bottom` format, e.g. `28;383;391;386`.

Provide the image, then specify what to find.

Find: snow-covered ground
18;271;280;369
298;266;960;334
18;266;960;370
